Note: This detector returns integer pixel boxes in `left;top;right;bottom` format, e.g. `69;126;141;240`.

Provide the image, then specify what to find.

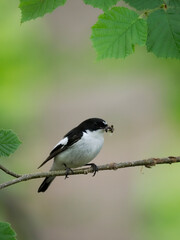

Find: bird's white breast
52;129;104;170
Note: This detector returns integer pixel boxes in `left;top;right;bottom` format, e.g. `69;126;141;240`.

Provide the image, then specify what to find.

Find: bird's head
79;118;114;133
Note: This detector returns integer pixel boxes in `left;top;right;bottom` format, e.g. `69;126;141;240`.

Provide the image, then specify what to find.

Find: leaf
169;0;180;7
0;222;17;240
123;0;163;10
19;0;67;23
91;7;147;59
147;8;180;59
0;130;21;157
83;0;121;11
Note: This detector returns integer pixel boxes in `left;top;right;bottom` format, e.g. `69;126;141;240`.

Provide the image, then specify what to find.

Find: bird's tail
38;176;55;193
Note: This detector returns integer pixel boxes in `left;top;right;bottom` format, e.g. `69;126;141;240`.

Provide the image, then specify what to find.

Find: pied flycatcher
38;118;114;192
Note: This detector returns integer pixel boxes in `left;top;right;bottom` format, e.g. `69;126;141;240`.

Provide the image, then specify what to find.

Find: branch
0;164;21;178
0;156;180;190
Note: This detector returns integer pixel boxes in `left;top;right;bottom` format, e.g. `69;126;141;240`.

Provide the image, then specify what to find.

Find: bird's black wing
38;127;83;168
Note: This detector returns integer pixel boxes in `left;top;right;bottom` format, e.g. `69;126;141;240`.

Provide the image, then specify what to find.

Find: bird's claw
63;164;74;179
86;163;99;177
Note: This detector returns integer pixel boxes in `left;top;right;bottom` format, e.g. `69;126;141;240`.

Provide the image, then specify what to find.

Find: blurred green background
1;1;180;240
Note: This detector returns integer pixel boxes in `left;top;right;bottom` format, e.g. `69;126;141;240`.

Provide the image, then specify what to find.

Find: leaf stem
139;7;161;18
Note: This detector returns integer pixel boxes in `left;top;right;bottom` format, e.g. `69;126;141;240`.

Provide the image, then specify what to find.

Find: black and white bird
38;118;114;193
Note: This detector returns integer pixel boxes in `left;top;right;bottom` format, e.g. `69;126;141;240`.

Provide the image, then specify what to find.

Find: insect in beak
105;125;114;133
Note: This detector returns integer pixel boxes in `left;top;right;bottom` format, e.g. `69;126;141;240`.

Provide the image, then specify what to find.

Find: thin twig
0;156;180;190
0;164;21;178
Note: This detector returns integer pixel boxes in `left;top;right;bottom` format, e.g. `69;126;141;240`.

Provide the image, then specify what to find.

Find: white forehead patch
103;120;107;125
54;137;68;149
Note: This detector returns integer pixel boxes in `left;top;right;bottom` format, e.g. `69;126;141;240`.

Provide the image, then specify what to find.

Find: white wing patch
53;137;68;149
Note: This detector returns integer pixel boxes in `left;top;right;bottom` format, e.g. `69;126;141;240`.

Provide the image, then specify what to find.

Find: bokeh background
1;1;180;240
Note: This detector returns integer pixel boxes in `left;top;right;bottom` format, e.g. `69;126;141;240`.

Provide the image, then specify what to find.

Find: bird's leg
85;163;99;177
63;164;74;179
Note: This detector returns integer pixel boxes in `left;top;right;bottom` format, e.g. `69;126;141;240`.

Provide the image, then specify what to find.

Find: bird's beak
105;125;114;133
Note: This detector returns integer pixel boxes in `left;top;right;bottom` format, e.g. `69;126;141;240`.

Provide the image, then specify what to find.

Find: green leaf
83;0;121;11
169;0;180;7
19;0;67;23
0;130;21;157
0;222;17;240
91;7;147;59
147;8;180;59
123;0;163;10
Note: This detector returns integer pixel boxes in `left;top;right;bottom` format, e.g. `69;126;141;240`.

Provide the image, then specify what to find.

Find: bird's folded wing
38;130;83;168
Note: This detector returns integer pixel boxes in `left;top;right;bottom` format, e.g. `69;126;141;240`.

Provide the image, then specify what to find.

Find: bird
37;118;114;193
